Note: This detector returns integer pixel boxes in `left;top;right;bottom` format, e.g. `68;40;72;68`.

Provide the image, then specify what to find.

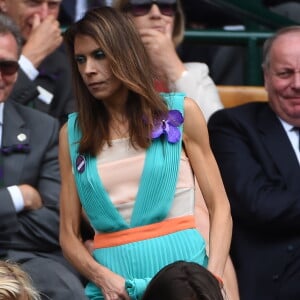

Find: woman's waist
94;215;196;249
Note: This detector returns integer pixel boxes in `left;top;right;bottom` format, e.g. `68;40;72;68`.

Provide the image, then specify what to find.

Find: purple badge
76;155;86;173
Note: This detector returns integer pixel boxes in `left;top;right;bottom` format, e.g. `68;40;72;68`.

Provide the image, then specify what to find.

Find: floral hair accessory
151;110;184;143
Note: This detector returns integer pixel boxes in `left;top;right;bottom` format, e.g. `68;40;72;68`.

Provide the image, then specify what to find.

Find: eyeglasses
0;60;19;75
127;0;177;17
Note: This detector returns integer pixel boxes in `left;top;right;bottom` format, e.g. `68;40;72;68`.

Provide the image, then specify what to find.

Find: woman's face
74;34;124;101
129;1;175;35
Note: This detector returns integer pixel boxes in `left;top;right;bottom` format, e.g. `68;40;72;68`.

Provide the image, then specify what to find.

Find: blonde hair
113;0;185;47
0;260;41;300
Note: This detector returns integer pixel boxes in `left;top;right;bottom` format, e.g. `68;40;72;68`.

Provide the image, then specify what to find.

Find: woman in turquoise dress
59;7;232;300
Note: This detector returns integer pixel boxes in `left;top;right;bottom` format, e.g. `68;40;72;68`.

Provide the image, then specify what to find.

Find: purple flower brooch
151;110;184;143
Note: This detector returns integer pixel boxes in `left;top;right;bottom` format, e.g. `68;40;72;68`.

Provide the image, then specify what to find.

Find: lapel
257;105;300;186
2;101;30;185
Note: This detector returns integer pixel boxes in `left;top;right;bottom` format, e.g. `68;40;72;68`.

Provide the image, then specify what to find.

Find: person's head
0;13;21;103
114;0;185;47
64;7;168;155
0;260;41;300
0;0;62;41
142;261;224;300
262;26;300;126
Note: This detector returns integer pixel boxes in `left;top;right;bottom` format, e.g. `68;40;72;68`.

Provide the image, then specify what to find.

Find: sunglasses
0;60;19;75
127;0;177;17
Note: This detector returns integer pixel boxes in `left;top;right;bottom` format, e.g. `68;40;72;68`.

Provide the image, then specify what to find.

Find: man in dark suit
59;0;109;28
208;26;300;300
0;0;74;126
0;13;87;300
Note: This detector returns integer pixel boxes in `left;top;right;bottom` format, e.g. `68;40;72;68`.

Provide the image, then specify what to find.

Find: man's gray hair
262;25;300;70
0;13;22;57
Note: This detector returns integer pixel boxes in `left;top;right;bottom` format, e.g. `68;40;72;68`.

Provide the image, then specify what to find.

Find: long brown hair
64;7;168;155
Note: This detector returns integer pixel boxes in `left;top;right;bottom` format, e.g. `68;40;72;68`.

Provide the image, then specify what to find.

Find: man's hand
22;14;63;68
19;184;42;210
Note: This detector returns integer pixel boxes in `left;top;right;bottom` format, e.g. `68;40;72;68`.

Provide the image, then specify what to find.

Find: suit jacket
9;46;75;126
0;100;61;255
59;0;76;27
208;102;300;300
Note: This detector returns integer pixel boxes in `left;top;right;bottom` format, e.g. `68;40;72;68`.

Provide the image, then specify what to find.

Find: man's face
264;32;300;126
0;33;19;103
0;0;61;40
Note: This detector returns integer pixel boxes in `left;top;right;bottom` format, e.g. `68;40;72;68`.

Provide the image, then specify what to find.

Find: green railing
183;1;299;85
204;0;297;30
184;30;273;85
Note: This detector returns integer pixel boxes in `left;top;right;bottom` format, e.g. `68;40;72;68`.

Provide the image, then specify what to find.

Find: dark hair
0;13;22;56
64;7;168;155
142;261;224;300
262;26;300;70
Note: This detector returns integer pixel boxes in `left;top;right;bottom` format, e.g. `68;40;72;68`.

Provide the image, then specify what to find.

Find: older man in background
0;12;87;300
0;0;74;125
208;26;300;299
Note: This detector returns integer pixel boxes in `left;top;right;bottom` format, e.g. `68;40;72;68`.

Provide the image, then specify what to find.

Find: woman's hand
97;267;131;300
138;23;185;82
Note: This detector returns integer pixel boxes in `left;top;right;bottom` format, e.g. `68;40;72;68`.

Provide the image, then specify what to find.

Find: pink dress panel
97;138;195;223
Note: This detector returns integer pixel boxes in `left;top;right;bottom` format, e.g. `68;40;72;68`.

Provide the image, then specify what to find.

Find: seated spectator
59;0;113;28
113;0;223;121
0;0;75;125
0;12;87;300
0;260;41;300
208;26;300;300
142;260;224;300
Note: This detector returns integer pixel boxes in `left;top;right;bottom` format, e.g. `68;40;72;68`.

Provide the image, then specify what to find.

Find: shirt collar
0;102;3;125
278;116;294;133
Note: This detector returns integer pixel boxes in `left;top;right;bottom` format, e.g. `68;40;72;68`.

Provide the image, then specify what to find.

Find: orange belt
94;215;196;249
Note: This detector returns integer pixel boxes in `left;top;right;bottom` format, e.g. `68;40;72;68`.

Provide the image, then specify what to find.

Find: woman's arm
183;97;232;278
59;125;130;300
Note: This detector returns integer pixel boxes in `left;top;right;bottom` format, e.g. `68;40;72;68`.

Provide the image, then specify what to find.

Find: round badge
17;133;27;142
76;155;86;173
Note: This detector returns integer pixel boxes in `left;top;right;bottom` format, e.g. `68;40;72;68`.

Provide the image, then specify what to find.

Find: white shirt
279;118;300;165
75;0;88;21
19;55;39;81
75;0;113;21
0;102;24;212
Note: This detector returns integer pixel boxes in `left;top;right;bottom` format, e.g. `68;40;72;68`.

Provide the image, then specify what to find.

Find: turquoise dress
68;93;208;300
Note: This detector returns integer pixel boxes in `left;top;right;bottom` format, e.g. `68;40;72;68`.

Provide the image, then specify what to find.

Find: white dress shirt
19;54;39;81
76;0;88;21
279;117;300;165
